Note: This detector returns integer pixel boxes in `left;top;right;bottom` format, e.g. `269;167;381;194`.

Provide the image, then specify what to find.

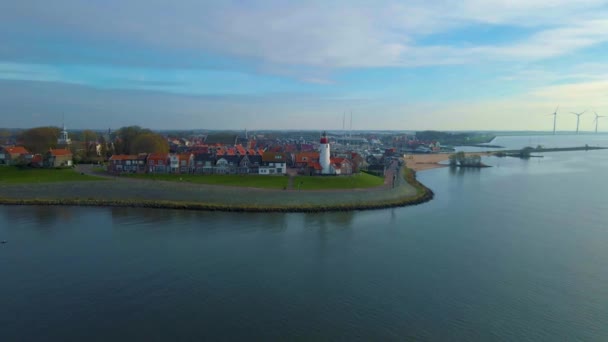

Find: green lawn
0;167;105;184
125;173;290;189
294;173;384;190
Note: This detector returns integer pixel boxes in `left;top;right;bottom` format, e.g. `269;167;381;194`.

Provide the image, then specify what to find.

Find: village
0;125;452;179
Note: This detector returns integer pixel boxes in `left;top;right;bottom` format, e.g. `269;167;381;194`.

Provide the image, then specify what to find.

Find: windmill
548;105;559;134
594;112;606;134
570;110;586;134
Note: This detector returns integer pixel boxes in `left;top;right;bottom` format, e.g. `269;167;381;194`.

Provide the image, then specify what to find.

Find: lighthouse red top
320;132;328;144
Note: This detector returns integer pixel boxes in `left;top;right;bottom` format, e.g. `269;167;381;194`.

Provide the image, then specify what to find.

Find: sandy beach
404;152;491;171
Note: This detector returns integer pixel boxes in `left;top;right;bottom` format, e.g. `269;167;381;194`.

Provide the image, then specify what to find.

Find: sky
1;0;608;131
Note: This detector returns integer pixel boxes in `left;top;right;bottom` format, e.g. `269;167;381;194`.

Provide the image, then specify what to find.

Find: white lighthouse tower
319;131;331;174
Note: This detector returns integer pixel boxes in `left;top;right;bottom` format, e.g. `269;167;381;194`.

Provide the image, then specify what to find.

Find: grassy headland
0;166;433;212
0;167;105;184
124;173;289;189
294;173;384;190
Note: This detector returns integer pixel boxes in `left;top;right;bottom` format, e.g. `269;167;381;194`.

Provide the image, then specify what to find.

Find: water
455;133;608;152
2;136;608;341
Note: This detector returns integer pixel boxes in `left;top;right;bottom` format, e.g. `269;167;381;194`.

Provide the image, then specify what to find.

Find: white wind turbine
594;112;606;134
548;105;559;134
570;110;586;134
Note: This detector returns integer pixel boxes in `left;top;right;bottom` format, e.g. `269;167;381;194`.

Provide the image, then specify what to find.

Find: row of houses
108;152;288;175
0;146;73;168
108;150;364;176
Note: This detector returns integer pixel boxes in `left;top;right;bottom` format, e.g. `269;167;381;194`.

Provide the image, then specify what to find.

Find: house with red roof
0;146;30;166
260;152;287;175
330;157;353;175
30;154;43;168
235;144;247;156
44;149;73;168
108;154;140;174
147;153;169;173
177;153;193;173
295;152;320;168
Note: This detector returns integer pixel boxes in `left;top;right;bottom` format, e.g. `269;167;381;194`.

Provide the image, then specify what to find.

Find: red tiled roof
296;152;320;163
31;154;43;163
178;154;191;162
49;148;72;156
331;158;352;168
109;154;138;161
262;152;287;162
6;146;29;155
147;153;168;164
309;162;322;170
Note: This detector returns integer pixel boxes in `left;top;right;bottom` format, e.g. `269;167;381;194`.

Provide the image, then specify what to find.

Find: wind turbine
570;110;586;134
548;105;559;134
594;112;606;134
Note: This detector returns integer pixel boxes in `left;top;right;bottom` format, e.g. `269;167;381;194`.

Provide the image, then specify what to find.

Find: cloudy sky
1;0;608;131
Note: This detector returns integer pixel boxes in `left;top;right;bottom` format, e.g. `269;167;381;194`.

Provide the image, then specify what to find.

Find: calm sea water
1;136;608;341
456;133;608;152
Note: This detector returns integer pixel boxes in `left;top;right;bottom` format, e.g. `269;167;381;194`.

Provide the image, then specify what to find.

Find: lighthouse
319;131;331;174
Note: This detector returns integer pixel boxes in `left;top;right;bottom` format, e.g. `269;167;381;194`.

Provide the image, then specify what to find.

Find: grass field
0;167;105;184
125;173;289;189
294;173;384;190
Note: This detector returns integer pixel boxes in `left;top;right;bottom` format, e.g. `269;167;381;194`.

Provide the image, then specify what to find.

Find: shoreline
0;168;434;213
405;146;608;171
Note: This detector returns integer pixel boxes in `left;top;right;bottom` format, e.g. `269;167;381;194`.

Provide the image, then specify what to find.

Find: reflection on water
303;211;355;230
448;165;483;177
3;206;76;227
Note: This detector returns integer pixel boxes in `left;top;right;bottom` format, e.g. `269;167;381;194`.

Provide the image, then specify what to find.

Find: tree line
16;126;168;159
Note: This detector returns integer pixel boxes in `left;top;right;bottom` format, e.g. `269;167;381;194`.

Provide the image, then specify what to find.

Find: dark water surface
1;143;608;340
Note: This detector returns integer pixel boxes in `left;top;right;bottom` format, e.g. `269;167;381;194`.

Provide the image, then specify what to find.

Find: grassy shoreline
0;167;105;184
0;168;433;212
123;173;290;189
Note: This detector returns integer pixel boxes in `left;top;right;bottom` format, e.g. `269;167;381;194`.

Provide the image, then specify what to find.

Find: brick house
44;149;73;168
295;152;320;168
147;153;169;173
330;157;353;175
108;155;140;174
178;154;193;173
0;146;29;166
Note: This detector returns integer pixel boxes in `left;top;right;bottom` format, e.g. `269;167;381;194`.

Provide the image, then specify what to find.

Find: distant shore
405;146;608;171
405;152;492;171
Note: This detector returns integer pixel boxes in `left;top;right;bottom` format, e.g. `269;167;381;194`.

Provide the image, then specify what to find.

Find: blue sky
1;0;608;131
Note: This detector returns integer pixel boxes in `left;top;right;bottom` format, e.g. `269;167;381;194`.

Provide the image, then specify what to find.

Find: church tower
57;117;71;146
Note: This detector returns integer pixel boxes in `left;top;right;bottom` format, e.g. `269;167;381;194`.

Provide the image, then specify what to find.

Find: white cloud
2;0;608;70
